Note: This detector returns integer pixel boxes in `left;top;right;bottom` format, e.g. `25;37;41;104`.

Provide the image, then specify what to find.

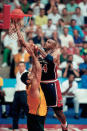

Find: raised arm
28;46;42;83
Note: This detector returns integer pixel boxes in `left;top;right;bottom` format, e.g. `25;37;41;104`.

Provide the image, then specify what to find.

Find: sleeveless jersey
39;55;57;81
39;54;63;107
26;85;47;116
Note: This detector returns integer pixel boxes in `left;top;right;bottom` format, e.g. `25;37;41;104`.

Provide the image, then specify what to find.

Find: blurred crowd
0;0;87;119
0;0;87;81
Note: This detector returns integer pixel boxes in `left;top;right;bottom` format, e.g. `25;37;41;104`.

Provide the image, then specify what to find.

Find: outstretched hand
15;22;27;47
13;22;41;56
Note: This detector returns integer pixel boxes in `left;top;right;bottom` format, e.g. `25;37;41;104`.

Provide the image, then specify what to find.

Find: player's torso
26;85;47;116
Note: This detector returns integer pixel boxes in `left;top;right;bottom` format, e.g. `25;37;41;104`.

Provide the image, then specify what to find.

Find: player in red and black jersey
38;39;68;131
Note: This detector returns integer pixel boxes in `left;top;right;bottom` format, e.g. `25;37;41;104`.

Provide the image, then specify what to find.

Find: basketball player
21;46;47;131
38;39;68;131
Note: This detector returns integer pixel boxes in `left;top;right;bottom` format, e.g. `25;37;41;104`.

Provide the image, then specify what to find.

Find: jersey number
42;64;48;73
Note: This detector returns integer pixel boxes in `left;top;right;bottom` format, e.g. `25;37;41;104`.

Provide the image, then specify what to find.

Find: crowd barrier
1;78;87;104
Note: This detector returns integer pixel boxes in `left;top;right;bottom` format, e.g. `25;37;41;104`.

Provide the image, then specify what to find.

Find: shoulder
40;3;45;8
62;79;69;86
73;80;78;87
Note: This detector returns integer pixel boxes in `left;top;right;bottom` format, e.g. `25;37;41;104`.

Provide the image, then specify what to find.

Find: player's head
21;70;33;86
17;61;26;74
45;39;57;49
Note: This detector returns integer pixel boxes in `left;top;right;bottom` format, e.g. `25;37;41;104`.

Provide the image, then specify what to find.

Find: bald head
45;39;57;49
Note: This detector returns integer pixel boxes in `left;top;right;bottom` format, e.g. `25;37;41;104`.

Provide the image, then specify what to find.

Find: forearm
63;68;68;78
38;47;47;58
73;69;79;77
32;52;41;72
15;23;27;47
63;88;70;95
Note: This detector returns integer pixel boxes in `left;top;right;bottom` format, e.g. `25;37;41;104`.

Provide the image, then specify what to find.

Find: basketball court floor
0;107;87;131
0;124;87;131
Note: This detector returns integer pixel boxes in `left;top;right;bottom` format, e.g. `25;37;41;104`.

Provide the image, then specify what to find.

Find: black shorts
41;83;57;107
41;81;63;107
27;113;46;131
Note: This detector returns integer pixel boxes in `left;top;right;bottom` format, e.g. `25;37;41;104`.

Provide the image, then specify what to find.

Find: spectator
25;17;37;39
0;77;7;118
42;19;57;39
79;55;87;89
33;27;47;45
79;54;87;76
59;54;79;78
60;47;68;63
55;0;65;14
61;74;79;119
12;61;28;130
48;6;61;25
20;0;30;14
67;41;75;55
66;0;78;15
80;41;87;57
26;32;33;42
62;8;71;25
79;0;87;17
35;8;48;27
23;8;33;27
14;47;30;75
30;0;45;17
56;18;65;36
83;26;87;41
51;31;61;46
45;0;55;15
68;19;84;39
72;7;84;27
1;31;11;67
73;47;84;65
14;0;21;9
1;29;19;68
73;29;83;47
59;27;74;47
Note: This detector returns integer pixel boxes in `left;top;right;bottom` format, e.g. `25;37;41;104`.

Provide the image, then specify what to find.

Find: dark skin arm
62;82;74;96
